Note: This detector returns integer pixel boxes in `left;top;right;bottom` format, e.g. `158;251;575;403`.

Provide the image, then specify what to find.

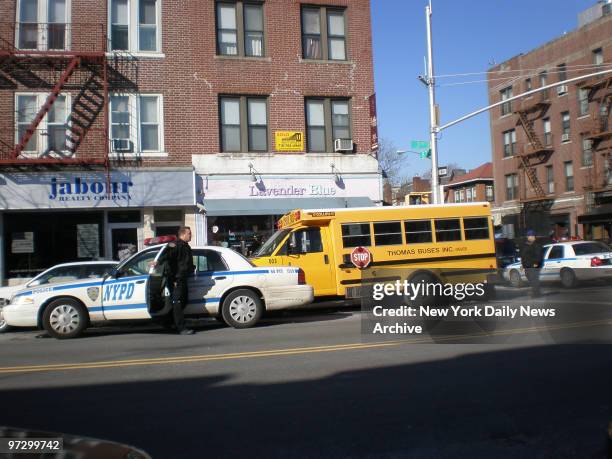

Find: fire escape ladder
66;70;105;154
517;154;545;198
11;56;81;159
516;110;544;151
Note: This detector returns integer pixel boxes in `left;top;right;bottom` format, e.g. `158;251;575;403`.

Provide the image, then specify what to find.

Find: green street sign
411;140;430;151
419;149;431;159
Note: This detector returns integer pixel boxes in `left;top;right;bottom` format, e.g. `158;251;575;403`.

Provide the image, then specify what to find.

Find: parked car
0;261;117;333
503;241;612;288
1;238;314;339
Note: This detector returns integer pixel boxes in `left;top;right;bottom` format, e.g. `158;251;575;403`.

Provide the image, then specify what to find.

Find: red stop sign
350;246;372;269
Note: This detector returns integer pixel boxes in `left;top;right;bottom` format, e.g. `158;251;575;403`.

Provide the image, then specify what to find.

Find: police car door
101;247;165;320
542;245;564;281
186;249;234;316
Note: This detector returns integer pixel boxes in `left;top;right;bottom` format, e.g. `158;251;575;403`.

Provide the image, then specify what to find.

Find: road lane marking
0;320;610;375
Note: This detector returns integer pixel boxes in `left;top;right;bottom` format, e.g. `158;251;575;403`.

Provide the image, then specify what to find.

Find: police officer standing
520;229;544;298
166;226;196;335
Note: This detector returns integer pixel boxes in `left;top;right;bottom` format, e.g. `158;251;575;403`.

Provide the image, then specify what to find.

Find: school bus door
279;226;336;296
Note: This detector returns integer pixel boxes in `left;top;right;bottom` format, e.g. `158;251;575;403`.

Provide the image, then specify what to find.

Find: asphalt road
0;284;611;458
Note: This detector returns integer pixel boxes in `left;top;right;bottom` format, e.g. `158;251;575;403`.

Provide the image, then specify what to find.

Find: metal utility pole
423;1;440;204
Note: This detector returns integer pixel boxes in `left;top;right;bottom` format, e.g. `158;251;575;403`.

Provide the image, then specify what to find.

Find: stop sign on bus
350;246;371;269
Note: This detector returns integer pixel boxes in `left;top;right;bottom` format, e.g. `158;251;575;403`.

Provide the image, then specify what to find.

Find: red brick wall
0;0;375;167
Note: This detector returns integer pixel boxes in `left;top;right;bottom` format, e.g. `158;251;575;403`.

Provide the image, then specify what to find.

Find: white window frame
14;92;72;158
15;0;72;51
109;93;165;157
485;185;494;201
108;0;162;54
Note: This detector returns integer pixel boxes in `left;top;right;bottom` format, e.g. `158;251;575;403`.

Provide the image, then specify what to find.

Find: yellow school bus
251;203;497;298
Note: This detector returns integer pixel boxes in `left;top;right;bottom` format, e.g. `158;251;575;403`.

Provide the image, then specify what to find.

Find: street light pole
424;1;440;204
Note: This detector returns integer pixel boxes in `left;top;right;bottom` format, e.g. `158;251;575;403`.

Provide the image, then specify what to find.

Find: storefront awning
202;197;374;216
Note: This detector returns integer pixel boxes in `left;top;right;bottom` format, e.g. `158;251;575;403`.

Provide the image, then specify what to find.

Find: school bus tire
42;297;89;339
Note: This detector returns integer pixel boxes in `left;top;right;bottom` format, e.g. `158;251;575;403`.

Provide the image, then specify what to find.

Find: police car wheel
43;299;88;339
509;270;523;288
221;289;263;329
560;268;576;288
0;309;10;333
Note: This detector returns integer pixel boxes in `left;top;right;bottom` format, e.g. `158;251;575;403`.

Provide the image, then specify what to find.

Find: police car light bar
144;235;177;246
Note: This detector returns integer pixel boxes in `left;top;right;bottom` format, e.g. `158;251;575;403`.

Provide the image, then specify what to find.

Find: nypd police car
503;240;612;288
1;237;314;339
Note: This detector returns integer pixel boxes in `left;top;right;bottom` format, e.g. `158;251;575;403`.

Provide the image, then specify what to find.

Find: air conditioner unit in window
334;138;354;152
112;138;132;152
561;133;570;142
557;85;568;95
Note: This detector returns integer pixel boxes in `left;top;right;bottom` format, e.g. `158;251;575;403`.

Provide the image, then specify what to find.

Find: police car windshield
254;229;289;257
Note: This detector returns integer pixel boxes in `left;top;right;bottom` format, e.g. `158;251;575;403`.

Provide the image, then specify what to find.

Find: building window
604;3;611;16
110;94;163;153
561;112;570;140
15;93;69;155
564;161;574;192
216;2;264;57
220;96;268;152
465;188;472;202
543;118;552;145
17;0;67;50
305;98;351;152
557;63;567;82
593;48;604;66
546;166;554;194
525;78;532;92
500;86;512;116
539;71;548;100
302;6;346;61
485;185;494;201
459;189;465;202
578;88;589;117
582;136;593;167
502;129;516;157
454;190;460;203
505;174;518;200
110;0;160;52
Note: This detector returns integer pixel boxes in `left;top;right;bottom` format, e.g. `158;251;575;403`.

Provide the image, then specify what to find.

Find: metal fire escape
581;74;612;211
514;97;555;227
0;22;138;171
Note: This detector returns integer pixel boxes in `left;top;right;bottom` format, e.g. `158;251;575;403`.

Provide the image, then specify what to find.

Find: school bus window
434;218;462;242
373;221;403;246
341;223;371;248
404;219;433;244
463;217;490;240
281;227;323;254
255;229;290;257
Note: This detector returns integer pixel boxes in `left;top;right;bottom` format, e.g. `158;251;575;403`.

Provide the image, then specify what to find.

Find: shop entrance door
111;228;139;261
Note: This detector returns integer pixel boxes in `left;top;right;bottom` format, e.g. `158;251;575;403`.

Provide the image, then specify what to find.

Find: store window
154;209;183;236
207;214;280;256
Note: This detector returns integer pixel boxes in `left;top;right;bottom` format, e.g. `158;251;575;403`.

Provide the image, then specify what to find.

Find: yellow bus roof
277;203;492;228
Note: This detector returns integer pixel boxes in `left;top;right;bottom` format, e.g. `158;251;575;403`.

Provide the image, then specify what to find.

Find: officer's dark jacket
520;241;544;268
165;239;195;280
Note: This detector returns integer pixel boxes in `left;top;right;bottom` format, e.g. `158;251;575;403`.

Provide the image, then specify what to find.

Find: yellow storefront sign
275;131;304;152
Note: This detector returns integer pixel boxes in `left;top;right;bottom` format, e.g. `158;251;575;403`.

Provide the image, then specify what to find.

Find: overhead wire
435;62;612;79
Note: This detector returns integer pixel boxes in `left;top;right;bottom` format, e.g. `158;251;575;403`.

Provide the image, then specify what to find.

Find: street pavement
0;284;611;458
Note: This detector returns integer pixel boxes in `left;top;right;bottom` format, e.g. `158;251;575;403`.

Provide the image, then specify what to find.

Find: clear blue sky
371;0;594;181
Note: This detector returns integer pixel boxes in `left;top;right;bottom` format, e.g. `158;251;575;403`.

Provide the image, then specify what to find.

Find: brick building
444;162;494;204
0;0;380;283
488;2;612;241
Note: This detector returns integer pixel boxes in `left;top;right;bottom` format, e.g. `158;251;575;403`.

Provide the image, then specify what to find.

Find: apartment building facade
488;4;612;241
444;162;494;204
0;0;379;283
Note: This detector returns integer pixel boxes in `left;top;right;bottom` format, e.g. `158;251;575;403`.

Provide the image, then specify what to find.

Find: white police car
0;261;117;333
1;237;314;339
503;240;612;288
